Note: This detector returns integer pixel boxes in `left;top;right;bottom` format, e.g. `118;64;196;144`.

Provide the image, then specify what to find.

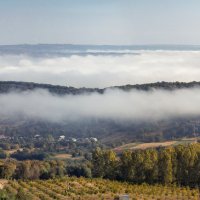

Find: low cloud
1;88;200;122
0;51;200;88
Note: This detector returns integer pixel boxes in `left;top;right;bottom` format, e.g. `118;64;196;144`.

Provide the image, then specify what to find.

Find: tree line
0;160;92;180
1;143;200;187
92;143;200;186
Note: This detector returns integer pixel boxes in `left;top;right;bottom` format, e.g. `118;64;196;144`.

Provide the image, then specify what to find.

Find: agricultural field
114;138;198;152
51;153;72;160
1;177;200;200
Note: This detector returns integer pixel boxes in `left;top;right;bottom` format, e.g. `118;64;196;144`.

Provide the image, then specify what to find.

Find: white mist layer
1;88;200;122
0;51;200;88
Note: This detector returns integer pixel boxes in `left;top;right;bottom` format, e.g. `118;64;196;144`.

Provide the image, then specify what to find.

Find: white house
58;135;65;141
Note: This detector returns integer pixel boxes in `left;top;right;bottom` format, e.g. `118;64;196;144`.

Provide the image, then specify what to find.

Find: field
50;153;84;161
114;138;197;152
52;153;72;159
1;177;200;200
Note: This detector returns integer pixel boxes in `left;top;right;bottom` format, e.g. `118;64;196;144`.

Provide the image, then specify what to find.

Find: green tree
120;151;134;181
158;148;173;184
0;162;16;179
92;148;105;178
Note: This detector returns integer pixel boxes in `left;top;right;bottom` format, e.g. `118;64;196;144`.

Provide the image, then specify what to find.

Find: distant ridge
1;44;200;57
1;81;200;95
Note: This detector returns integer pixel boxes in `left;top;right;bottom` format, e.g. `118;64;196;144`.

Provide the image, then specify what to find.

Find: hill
1;80;200;95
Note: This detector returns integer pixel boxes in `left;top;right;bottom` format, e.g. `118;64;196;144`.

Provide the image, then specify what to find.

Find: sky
0;0;200;45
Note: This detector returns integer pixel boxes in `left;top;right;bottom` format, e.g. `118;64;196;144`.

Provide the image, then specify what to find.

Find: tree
158;148;173;184
0;162;16;179
103;150;118;179
92;148;105;177
92;148;117;179
143;149;158;183
120;151;134;181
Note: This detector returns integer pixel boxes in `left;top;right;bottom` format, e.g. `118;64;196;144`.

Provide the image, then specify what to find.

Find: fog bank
1;51;200;88
1;88;200;122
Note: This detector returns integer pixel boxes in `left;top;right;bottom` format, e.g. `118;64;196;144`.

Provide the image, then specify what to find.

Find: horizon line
1;43;200;46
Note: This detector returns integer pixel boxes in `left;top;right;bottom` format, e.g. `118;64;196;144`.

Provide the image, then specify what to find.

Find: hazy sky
0;0;200;45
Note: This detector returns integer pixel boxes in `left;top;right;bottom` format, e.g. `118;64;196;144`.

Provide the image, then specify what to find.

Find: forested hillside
1;81;200;94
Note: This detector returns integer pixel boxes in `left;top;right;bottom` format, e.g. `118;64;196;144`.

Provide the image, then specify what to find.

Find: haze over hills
1;45;200;145
0;81;200;145
1;80;200;94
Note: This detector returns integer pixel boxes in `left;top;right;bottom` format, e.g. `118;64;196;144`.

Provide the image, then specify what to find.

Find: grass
49;153;84;161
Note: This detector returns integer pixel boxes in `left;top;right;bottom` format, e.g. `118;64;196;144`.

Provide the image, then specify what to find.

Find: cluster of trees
116;81;200;91
0;160;91;180
0;81;102;96
11;150;49;161
92;144;200;186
